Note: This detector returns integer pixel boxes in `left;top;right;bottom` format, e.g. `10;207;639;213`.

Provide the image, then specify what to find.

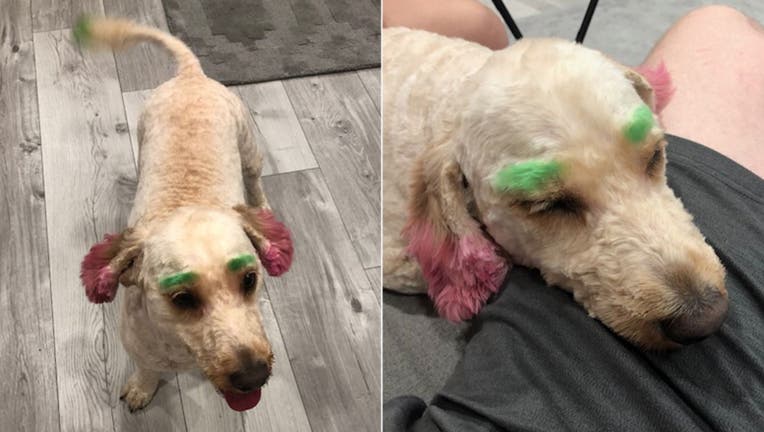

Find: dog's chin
219;387;263;412
612;321;683;351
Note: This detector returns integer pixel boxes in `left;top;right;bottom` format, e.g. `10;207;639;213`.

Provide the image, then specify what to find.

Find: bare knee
643;4;764;177
644;4;764;67
672;5;762;39
681;4;752;27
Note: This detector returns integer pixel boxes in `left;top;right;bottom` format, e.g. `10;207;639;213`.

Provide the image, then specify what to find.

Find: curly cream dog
76;17;293;411
383;27;727;349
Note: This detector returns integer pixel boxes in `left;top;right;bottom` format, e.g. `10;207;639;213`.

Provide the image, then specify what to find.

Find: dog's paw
120;371;159;412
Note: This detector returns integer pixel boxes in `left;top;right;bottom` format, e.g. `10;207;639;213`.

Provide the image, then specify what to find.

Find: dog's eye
242;271;257;295
647;146;665;175
170;291;199;310
521;195;582;216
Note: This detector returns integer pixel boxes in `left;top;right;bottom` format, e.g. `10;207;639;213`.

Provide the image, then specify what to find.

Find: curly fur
404;218;507;321
253;209;293;276
383;28;726;349
76;17;289;411
81;233;120;303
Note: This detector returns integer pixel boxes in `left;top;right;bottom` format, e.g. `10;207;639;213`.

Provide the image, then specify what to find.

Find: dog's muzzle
659;289;728;344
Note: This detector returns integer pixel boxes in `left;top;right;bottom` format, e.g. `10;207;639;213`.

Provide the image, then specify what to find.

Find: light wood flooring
0;1;380;431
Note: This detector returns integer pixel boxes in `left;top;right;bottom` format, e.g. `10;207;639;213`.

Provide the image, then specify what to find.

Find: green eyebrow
624;104;654;144
227;254;256;272
158;271;198;293
492;160;562;193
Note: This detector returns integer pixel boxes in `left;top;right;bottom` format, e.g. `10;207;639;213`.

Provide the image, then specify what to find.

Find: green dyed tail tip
72;15;92;46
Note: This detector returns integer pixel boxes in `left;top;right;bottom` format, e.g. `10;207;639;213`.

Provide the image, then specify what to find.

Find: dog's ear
234;205;293;276
80;229;142;303
628;62;674;114
403;145;508;322
624;68;655;108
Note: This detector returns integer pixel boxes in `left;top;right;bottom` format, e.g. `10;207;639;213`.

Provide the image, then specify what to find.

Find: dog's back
131;74;251;225
74;17;257;225
383;28;492;156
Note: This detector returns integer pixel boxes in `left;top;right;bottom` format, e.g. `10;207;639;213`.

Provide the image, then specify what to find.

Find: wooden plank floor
0;1;59;431
1;0;380;431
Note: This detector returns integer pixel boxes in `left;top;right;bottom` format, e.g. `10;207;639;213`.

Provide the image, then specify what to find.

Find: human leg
383;0;509;49
641;5;764;178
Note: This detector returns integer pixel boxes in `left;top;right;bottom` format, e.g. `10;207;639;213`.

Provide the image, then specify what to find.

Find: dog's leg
237;109;270;209
240;136;267;208
244;175;269;210
120;367;160;412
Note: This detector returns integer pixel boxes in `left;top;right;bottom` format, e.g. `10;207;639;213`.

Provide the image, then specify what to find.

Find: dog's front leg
120;367;160;412
244;176;269;210
240;146;270;209
237;106;271;210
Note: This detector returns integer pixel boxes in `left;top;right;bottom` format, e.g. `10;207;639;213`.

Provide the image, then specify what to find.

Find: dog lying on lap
383;27;727;350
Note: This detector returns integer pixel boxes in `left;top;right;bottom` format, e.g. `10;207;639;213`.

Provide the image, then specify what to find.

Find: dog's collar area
227;253;256;272
159;271;198;292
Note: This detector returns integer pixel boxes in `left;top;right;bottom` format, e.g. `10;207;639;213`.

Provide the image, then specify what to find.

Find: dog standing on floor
383;27;727;349
76;17;293;412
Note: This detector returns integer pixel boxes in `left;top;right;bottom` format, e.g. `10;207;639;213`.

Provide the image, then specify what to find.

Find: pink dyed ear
80;233;121;303
404;219;508;322
254;209;293;276
634;62;674;114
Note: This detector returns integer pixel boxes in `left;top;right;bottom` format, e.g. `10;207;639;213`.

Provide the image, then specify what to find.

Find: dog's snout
660;289;728;345
229;349;270;392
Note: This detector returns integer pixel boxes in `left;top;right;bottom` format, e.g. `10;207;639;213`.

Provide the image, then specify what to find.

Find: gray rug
161;0;380;85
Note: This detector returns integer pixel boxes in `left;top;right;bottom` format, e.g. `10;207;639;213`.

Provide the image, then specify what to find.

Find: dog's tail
72;15;201;77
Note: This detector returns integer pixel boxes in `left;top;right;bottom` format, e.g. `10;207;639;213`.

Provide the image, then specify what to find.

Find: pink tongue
222;389;262;411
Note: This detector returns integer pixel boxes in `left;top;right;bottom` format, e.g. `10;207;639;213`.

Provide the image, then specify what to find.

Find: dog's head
406;38;726;349
80;205;293;410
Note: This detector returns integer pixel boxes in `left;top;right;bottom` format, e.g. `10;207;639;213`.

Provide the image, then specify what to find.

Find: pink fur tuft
80;233;120;303
404;220;509;322
634;62;675;113
262;243;290;276
433;236;509;321
255;209;293;276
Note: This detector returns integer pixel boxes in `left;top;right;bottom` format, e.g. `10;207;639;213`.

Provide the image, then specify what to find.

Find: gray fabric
384;136;764;431
510;0;764;66
383;294;468;402
384;396;428;432
161;0;380;85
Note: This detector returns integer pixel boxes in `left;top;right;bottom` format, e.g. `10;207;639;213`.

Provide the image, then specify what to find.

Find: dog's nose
229;352;270;392
660;290;728;345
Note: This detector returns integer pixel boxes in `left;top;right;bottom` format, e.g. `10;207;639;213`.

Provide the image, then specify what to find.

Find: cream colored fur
383;28;726;349
82;18;275;410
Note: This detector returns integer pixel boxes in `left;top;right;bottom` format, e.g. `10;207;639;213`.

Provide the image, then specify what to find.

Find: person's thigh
641;5;764;178
383;0;509;49
385;136;764;432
